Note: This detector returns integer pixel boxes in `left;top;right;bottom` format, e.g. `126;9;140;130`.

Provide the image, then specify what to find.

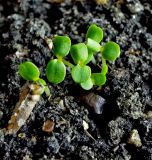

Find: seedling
18;61;50;95
46;24;120;90
19;24;120;90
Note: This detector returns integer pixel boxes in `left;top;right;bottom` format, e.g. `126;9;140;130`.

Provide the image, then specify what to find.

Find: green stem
62;59;74;68
101;47;108;74
101;56;106;66
100;46;104;53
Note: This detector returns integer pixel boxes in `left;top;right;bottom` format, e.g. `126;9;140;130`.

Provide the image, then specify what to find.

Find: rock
127;129;142;147
83;120;89;130
42;120;55;133
80;93;106;114
23;155;32;160
145;111;152;119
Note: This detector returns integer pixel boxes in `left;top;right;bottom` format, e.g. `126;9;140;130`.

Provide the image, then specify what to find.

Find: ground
0;0;152;159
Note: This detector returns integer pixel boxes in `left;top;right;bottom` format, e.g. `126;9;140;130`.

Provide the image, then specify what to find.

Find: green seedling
46;59;66;84
45;24;120;90
86;24;103;43
18;61;50;96
18;24;120;90
53;36;71;58
19;61;40;81
102;41;120;61
70;43;88;64
71;65;91;83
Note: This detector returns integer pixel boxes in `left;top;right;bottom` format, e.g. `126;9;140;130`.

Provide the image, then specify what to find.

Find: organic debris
95;0;107;5
5;83;43;135
42;119;55;133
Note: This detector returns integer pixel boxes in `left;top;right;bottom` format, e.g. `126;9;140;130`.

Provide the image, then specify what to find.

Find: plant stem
62;59;74;68
100;46;108;74
101;56;106;66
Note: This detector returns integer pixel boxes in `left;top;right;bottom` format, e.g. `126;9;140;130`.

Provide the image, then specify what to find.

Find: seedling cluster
18;24;120;92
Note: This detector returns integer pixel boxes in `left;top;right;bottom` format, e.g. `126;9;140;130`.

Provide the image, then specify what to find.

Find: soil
0;0;152;159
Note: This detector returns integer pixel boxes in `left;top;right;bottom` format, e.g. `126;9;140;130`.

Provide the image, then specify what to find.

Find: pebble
80;93;106;114
42;120;55;133
127;129;142;147
83;120;89;130
144;111;152;119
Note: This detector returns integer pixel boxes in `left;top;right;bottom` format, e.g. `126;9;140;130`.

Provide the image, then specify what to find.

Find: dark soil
0;0;152;159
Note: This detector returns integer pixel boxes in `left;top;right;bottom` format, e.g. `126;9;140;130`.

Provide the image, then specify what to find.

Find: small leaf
86;24;103;43
70;43;88;64
44;86;51;96
71;65;91;83
80;78;93;90
84;49;94;64
38;78;46;85
91;73;106;86
38;78;51;96
87;38;101;52
19;61;40;81
46;59;66;84
102;41;120;61
101;64;108;75
53;36;71;58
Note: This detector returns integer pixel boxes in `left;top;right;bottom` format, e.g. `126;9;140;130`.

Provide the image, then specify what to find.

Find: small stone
144;111;152;119
23;155;32;160
0;111;3;120
31;136;37;145
42;120;55;133
45;37;53;50
80;93;106;114
127;129;142;147
83;120;89;130
59;99;66;111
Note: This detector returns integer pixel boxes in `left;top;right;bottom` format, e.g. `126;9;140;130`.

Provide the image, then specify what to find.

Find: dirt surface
0;0;152;159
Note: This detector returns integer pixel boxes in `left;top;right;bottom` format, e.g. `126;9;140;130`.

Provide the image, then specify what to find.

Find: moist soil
0;0;152;159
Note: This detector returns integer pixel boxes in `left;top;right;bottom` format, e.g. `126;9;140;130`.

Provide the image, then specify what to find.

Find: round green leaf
84;49;94;64
70;43;88;64
101;64;108;75
80;78;93;90
71;65;91;83
91;73;106;86
86;24;103;43
46;59;66;84
102;41;120;61
19;61;40;81
53;36;71;58
87;38;101;52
